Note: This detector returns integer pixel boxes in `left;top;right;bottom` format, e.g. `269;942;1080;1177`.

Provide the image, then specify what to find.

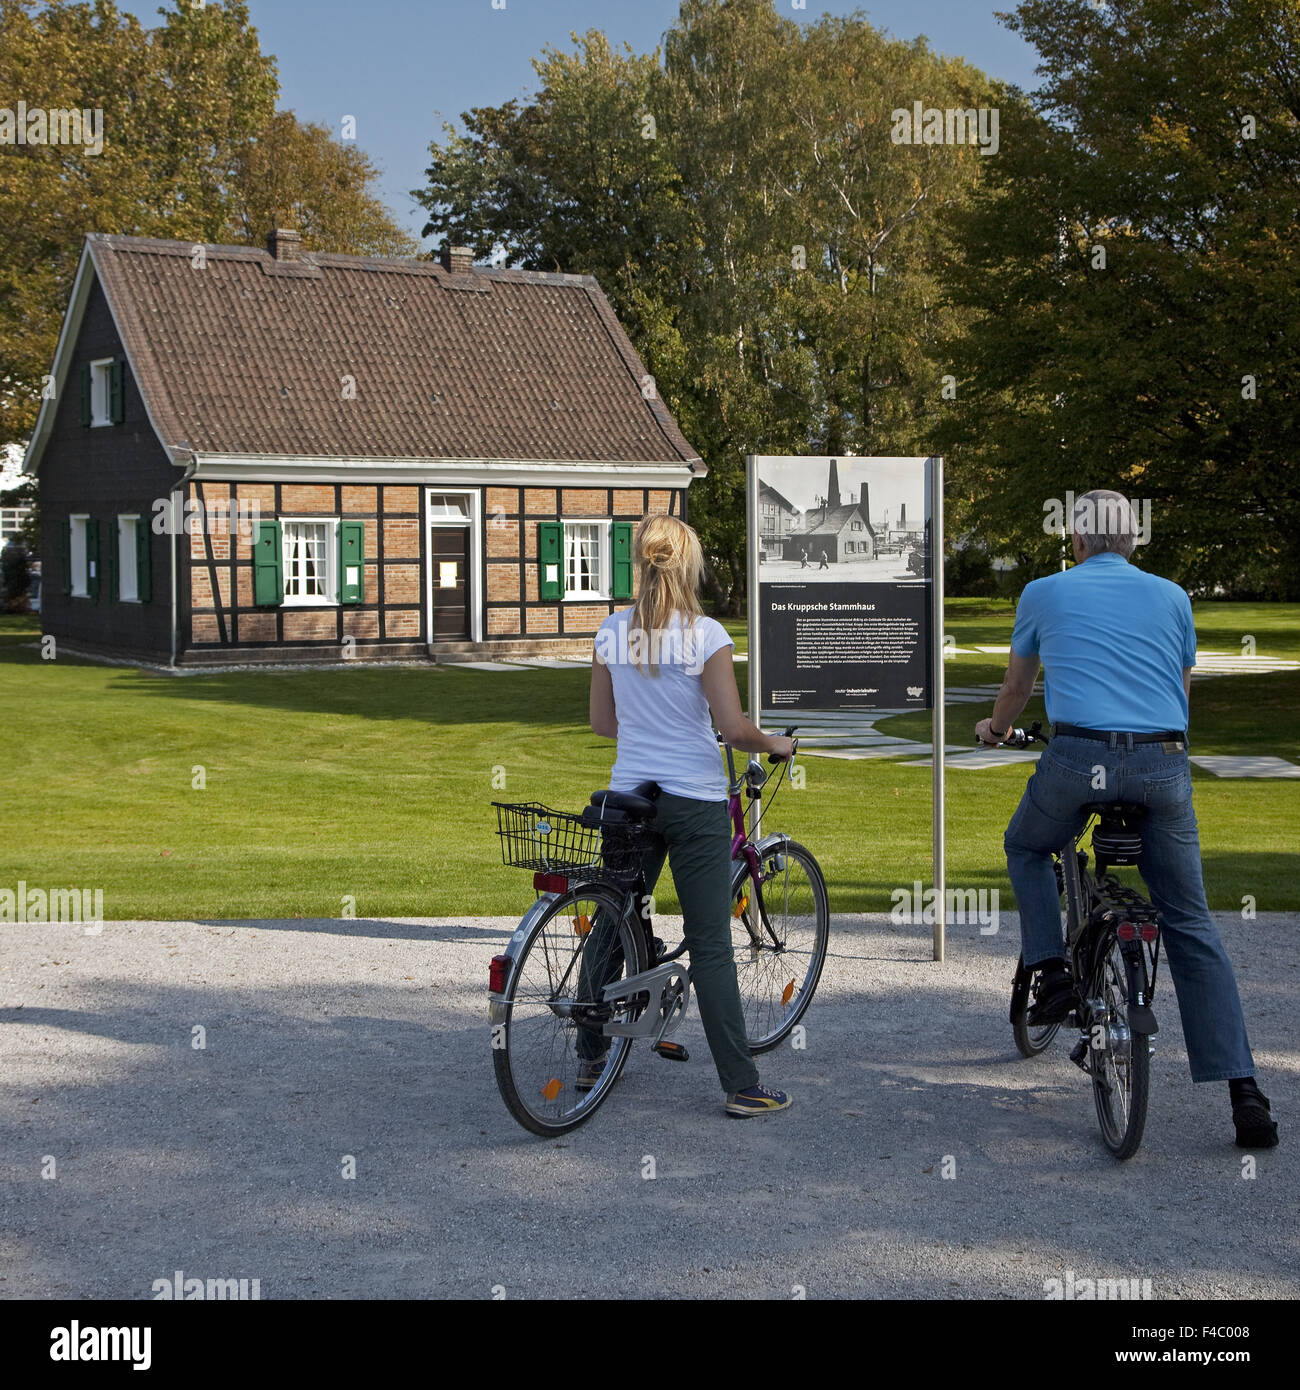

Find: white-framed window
70;514;89;596
90;359;114;427
428;493;471;519
282;518;336;604
117;515;139;602
563;521;607;599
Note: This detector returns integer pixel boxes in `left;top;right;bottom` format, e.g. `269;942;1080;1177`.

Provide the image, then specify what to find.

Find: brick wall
483;483;689;649
171;477;691;660
184;480;425;656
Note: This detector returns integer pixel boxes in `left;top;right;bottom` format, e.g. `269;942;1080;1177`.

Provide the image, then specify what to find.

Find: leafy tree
937;0;1300;597
415;1;993;610
228;110;417;257
0;0;413;452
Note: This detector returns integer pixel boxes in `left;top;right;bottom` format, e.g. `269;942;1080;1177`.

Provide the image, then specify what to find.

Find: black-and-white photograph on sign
757;456;929;584
750;455;938;712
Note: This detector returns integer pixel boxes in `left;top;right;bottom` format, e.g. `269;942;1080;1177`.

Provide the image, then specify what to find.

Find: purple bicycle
488;728;829;1135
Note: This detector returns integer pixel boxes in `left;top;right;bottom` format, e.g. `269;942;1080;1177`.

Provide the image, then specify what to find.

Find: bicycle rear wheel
731;839;829;1052
493;884;647;1136
1089;934;1150;1159
1010;956;1062;1057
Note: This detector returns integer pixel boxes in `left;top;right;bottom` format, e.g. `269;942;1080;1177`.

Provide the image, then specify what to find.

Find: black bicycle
994;722;1164;1160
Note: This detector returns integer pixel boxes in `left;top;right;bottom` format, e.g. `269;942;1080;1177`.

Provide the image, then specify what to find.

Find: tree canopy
415;0;998;609
0;0;415;451
416;0;1298;602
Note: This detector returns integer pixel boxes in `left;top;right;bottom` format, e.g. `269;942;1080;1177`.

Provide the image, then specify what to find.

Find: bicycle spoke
494;887;643;1134
731;842;828;1052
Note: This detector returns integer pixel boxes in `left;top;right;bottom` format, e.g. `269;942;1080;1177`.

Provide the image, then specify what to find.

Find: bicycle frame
1055;810;1163;1031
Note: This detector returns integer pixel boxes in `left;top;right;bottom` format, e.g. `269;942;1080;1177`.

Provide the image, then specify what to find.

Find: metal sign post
746;454;761;734
929;456;946;962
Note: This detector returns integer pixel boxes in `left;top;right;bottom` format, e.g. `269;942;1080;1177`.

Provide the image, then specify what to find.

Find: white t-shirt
596;607;734;800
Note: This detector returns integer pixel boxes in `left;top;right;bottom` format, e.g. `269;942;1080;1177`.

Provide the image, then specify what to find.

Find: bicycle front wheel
731;839;829;1052
493;884;647;1137
1089;934;1150;1159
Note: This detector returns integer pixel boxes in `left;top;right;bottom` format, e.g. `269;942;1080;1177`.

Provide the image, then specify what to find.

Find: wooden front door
430;526;470;640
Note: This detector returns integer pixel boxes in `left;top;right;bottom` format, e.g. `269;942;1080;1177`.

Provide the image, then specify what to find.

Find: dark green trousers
579;793;759;1094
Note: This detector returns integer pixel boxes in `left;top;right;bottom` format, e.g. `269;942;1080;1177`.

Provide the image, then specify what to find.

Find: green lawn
1;602;1297;919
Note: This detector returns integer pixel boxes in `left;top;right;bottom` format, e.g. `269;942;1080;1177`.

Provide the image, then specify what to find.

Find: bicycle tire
1010;955;1063;1058
1088;932;1150;1160
493;883;647;1137
731;839;829;1052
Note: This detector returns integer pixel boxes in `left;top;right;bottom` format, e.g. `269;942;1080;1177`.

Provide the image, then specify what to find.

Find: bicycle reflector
1117;921;1137;941
489;955;511;993
533;872;569;894
1117;921;1160;943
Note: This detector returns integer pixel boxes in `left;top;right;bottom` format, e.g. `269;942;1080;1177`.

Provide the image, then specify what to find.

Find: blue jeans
1004;734;1255;1083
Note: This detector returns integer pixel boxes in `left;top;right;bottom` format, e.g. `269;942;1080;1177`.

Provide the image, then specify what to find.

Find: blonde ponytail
629;514;704;675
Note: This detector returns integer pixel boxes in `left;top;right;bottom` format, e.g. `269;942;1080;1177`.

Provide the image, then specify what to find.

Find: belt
1053;723;1186;745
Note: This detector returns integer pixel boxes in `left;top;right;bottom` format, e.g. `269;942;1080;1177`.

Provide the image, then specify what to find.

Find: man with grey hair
976;489;1278;1149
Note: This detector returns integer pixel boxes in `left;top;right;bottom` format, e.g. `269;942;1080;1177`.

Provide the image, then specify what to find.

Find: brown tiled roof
85;234;700;467
802;502;871;536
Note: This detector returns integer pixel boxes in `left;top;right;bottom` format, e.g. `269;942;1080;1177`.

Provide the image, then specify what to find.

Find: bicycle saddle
587;781;660;822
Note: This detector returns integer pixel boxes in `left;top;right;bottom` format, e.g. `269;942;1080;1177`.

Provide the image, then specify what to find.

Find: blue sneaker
725;1084;792;1118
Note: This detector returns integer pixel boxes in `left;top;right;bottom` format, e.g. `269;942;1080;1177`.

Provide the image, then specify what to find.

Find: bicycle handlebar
715;725;799;764
976;719;1048;749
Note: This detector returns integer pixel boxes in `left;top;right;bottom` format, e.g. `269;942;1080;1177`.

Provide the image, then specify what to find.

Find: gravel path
1;911;1294;1300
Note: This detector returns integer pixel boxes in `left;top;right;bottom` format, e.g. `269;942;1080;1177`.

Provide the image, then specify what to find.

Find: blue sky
118;1;1041;244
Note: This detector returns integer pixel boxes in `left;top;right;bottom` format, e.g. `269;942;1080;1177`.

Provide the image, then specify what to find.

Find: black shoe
1232;1088;1279;1149
1026;964;1074;1026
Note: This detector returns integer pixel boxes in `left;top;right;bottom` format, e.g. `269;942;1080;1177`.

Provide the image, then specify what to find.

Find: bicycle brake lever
767;725;797;765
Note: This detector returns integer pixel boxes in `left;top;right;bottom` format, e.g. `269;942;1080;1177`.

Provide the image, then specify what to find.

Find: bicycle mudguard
487;891;566;1023
1128;1003;1158;1034
750;830;793;861
1009;956;1032;1025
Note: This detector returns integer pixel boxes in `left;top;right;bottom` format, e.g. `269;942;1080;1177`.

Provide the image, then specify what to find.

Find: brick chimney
440;244;474;275
267;228;302;262
861;482;876;540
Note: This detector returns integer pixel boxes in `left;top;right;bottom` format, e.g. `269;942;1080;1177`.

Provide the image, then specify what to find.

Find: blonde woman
588;514;795;1117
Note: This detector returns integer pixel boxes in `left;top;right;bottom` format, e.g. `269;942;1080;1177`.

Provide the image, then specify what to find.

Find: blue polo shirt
1010;554;1196;733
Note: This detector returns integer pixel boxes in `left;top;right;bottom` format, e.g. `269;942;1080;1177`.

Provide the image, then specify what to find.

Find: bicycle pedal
651;936;666;961
652;1041;689;1062
1069;1038;1089;1072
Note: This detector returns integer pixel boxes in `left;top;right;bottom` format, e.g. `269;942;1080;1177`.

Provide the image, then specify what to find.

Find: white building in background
1;443;31;540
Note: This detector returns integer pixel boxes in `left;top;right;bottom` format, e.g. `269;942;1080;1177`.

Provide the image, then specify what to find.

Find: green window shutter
61;520;72;593
108;520;119;604
611;521;633;600
538;521;563;601
79;365;92;426
109;360;125;424
253;520;283;606
87;518;100;602
136;519;151;603
338;521;364;603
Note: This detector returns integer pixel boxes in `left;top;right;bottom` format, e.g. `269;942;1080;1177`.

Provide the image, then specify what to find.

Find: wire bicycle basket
492;802;653;881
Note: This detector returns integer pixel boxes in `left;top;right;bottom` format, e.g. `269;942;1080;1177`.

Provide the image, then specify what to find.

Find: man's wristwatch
988;724;1008;740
